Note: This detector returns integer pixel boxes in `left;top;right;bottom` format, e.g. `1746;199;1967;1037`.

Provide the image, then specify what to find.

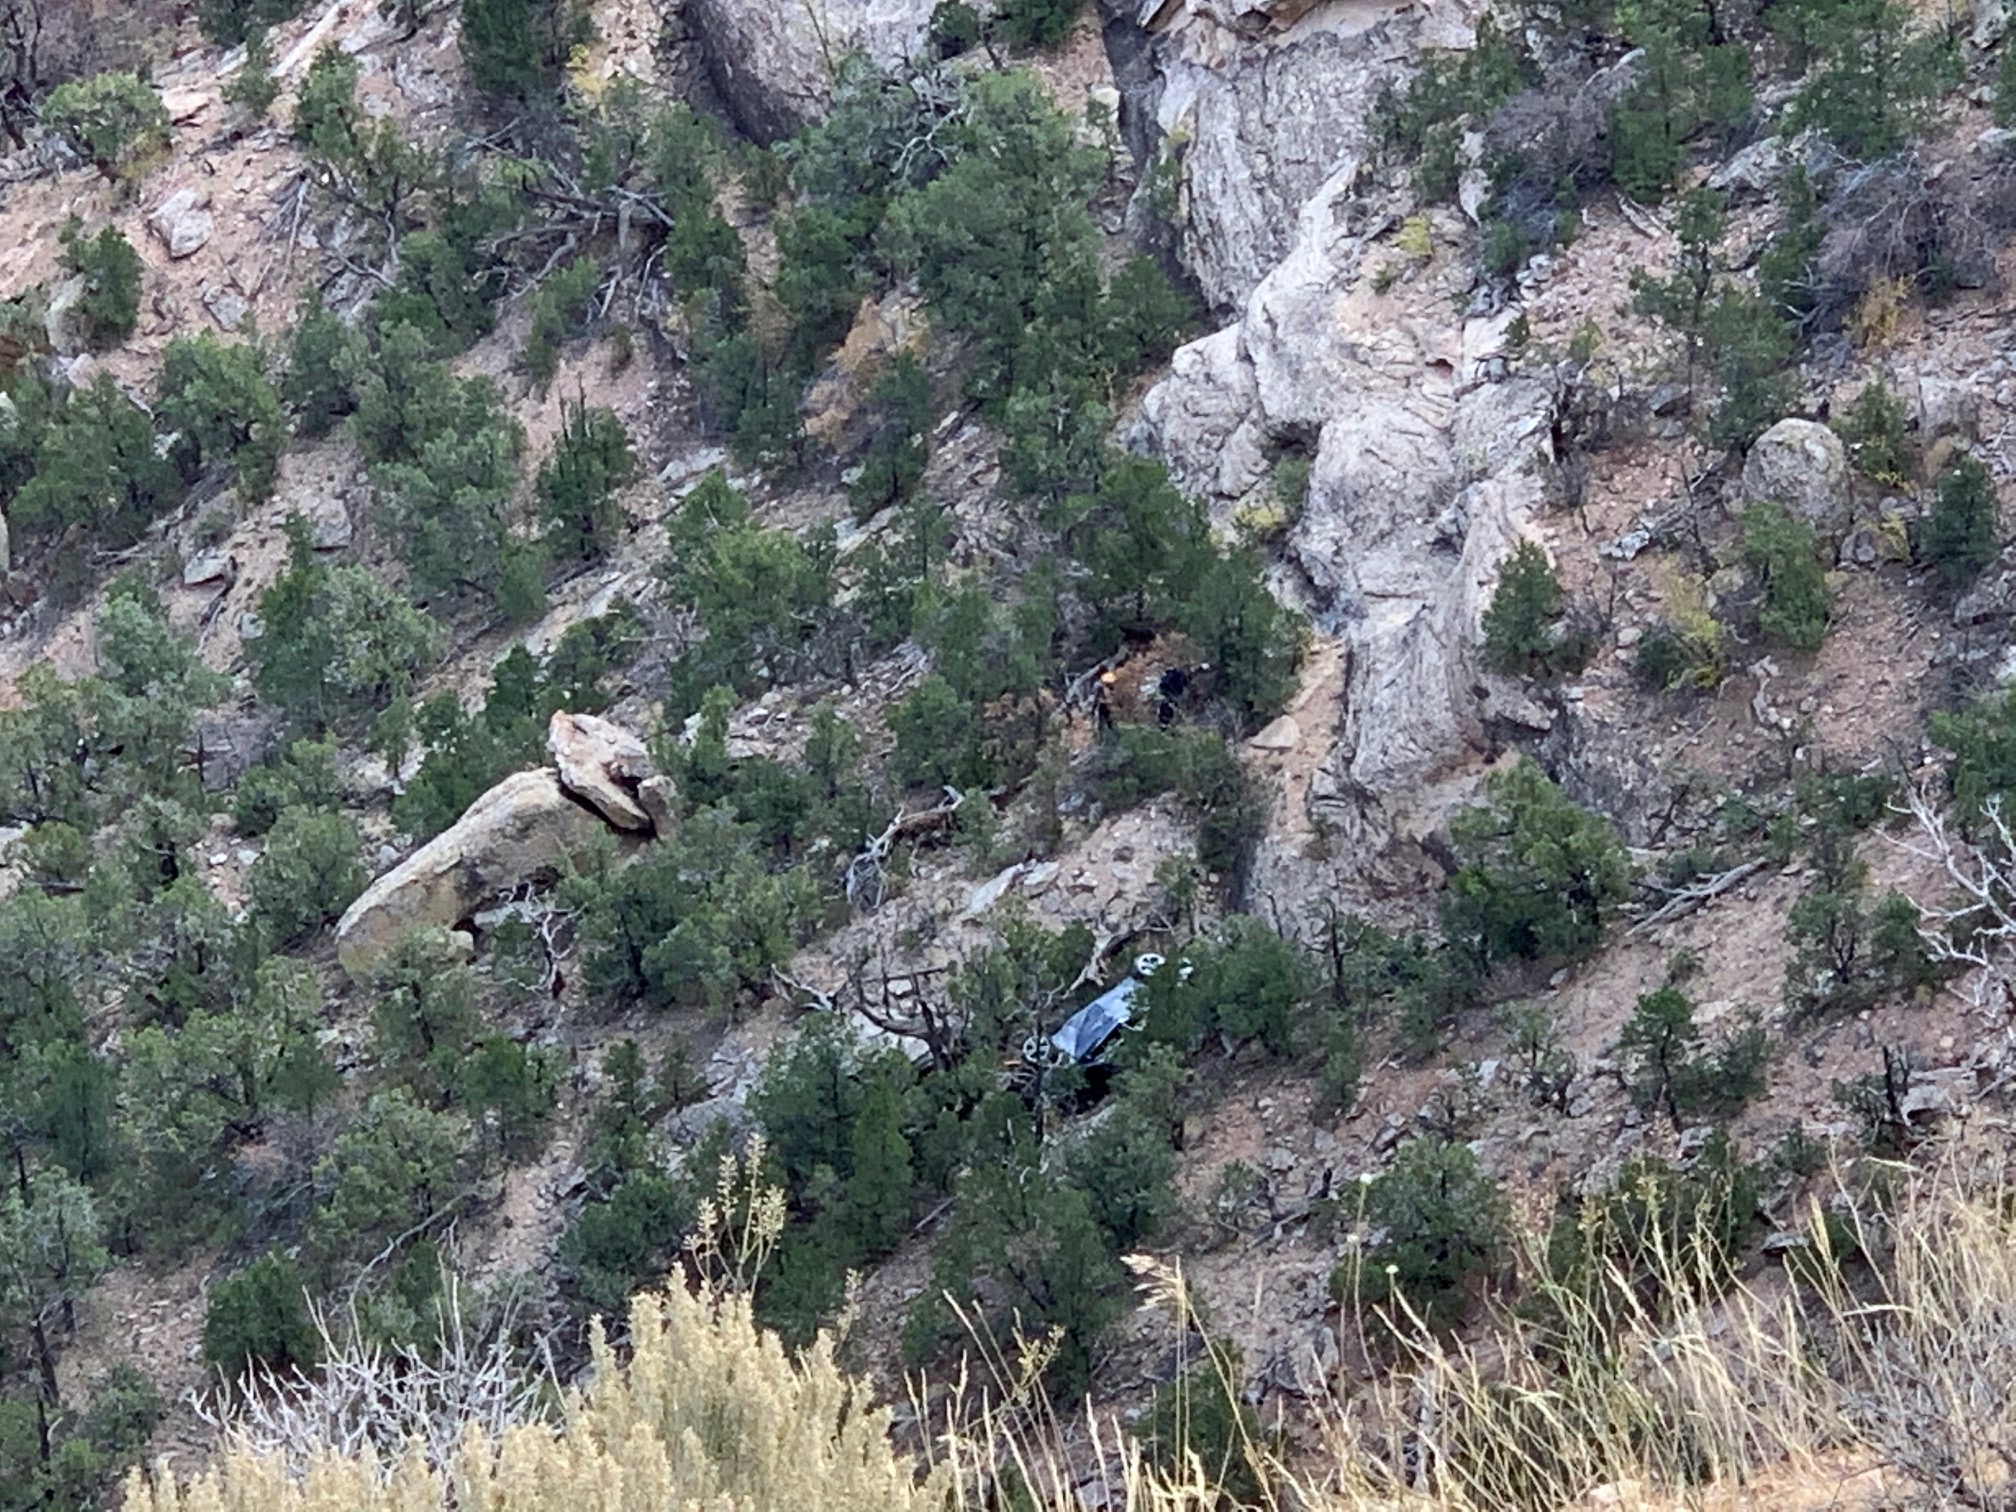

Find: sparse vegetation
0;0;2009;1503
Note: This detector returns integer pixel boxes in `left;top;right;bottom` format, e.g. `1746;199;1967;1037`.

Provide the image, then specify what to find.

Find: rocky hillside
0;0;2014;1505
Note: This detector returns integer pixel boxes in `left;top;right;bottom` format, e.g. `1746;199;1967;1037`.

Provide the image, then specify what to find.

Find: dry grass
124;1143;2016;1512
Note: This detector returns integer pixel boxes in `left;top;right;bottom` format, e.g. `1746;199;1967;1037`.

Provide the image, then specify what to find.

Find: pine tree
843;1081;913;1257
1921;452;2000;591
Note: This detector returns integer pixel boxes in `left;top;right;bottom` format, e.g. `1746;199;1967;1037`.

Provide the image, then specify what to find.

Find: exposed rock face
43;276;88;356
1742;418;1850;541
549;711;658;833
1118;0;1467;311
334;769;611;977
1137;139;1555;891
683;0;936;144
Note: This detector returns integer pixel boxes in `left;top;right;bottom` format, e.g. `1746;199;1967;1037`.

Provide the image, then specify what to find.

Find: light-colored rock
685;0;936;144
309;504;352;551
149;188;214;258
205;288;249;331
1705;135;1789;203
161;88;209;123
334;768;612;977
181;550;233;587
548;711;656;832
1741;418;1850;540
1138;142;1555;889
1250;713;1301;751
1155;27;1394;311
1915;375;1979;443
43;275;88;356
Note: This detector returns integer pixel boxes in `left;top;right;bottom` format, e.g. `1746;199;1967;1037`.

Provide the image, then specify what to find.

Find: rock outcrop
1137;137;1555;892
683;0;936;144
549;711;658;833
1114;0;1465;311
334;769;612;977
1742;418;1850;541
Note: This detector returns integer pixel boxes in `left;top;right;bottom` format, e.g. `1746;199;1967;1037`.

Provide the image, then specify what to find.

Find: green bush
249;803;366;947
225;27;281;117
930;0;984;55
1616;984;1769;1126
202;1250;320;1379
461;1034;560;1161
369;928;481;1102
991;0;1084;47
1783;0;1957;160
1933;684;2016;824
1783;826;1937;1020
11;374;181;547
659;474;837;696
1140;1340;1267;1506
370;383;523;604
157;333;285;502
567;807;824;1014
461;0;593;99
1136;916;1309;1056
538;398;635;561
848;355;934;520
41;72;169;179
1083;724;1266;885
1604;0;1751;203
1536;1134;1760;1338
914;1158;1124;1396
1920;452;1999;591
294;46;437;231
1442;758;1633;971
1741;502;1831;652
1333;1135;1507;1333
308;1088;470;1272
283;290;362;437
1479;540;1592;679
57;219;141;351
524;256;601;389
253;516;445;729
559;1169;702;1320
1632;621;1722;692
198;0;305;46
1835;380;1912;488
231;737;342;836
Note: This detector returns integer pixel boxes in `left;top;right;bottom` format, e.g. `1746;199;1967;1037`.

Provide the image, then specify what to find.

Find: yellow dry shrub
125;1283;948;1512
1396;214;1433;261
1847;275;1911;350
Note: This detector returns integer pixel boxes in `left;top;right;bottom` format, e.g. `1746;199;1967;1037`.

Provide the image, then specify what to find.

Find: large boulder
334;769;612;978
549;711;658;833
683;0;936;144
1742;418;1850;541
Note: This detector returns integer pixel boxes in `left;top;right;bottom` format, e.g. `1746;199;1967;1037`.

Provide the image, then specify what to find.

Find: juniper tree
1920;452;1999;591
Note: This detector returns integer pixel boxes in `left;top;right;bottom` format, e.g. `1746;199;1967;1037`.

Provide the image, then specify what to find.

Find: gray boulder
1742;418;1851;540
334;768;614;978
684;0;935;144
149;188;214;259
